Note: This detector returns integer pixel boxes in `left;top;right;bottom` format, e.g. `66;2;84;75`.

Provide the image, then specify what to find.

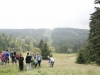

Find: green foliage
77;1;100;65
0;29;48;43
76;48;87;64
87;5;100;65
39;39;52;60
0;33;34;52
30;48;41;55
0;28;88;53
51;28;88;53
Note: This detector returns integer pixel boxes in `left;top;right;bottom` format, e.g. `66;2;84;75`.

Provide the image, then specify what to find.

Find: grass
0;53;100;75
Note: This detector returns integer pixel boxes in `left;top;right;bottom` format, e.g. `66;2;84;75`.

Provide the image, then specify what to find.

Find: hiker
34;56;38;68
0;54;1;60
30;55;35;65
25;52;32;70
16;53;19;61
18;54;24;71
36;54;42;67
47;56;54;67
10;48;17;66
4;50;10;65
1;51;5;65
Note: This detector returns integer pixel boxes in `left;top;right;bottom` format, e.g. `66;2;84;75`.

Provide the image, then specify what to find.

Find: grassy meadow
0;53;100;75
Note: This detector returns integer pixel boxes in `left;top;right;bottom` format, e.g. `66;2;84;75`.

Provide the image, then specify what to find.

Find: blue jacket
4;52;9;58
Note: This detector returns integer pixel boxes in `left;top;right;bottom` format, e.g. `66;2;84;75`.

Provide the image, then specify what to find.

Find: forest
0;28;89;53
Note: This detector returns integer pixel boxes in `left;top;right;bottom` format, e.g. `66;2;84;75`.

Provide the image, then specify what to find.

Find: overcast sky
0;0;95;29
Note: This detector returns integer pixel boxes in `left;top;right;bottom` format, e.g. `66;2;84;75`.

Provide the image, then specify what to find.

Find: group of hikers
0;48;55;71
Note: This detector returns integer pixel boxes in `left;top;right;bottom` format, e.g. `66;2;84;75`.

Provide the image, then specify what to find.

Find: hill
0;28;89;53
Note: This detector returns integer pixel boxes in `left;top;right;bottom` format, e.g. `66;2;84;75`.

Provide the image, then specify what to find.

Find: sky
0;0;96;29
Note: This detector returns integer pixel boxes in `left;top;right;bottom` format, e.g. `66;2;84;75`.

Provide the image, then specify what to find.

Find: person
10;48;17;66
18;54;24;71
16;53;19;61
47;56;54;67
34;56;38;68
36;54;42;67
4;50;10;65
1;51;5;65
25;52;32;70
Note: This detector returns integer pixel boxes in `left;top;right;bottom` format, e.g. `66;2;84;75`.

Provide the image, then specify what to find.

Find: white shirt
50;57;54;62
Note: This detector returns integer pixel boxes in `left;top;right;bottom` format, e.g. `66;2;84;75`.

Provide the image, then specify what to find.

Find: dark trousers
35;63;37;68
38;60;41;67
19;64;24;71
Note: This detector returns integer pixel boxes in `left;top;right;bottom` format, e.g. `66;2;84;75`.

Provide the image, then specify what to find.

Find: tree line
0;33;51;59
0;28;89;53
51;28;88;53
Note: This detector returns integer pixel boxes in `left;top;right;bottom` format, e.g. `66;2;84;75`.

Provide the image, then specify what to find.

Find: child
18;54;24;71
34;56;38;68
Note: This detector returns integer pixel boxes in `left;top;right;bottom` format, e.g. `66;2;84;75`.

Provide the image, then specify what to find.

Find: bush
30;48;41;55
76;48;86;64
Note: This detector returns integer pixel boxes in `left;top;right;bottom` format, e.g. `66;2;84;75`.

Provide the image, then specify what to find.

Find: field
0;53;100;75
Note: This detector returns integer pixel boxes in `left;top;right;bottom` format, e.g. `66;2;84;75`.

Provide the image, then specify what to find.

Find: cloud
0;0;95;29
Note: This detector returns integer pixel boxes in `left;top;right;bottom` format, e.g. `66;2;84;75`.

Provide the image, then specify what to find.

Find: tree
94;0;100;4
31;48;41;55
76;48;86;64
38;39;44;49
87;1;100;65
39;39;52;60
77;0;100;65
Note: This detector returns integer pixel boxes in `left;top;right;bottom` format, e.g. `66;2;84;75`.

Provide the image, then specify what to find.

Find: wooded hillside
0;28;89;53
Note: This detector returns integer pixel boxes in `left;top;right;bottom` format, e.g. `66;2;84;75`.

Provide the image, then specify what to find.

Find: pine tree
39;39;44;49
39;39;52;60
87;0;100;65
77;0;100;65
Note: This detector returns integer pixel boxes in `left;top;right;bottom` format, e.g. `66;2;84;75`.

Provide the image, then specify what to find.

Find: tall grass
0;53;100;75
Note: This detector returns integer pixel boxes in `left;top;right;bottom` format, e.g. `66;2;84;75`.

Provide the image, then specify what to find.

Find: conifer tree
77;0;100;65
39;39;51;59
87;0;100;65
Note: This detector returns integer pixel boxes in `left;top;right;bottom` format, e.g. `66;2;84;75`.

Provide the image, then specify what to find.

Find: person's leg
5;58;7;65
26;63;28;70
26;63;29;70
2;60;4;65
35;63;37;68
19;64;21;71
50;62;52;67
38;61;40;67
12;58;14;65
22;63;24;71
20;64;23;71
29;63;31;70
38;61;41;67
15;59;17;66
51;61;54;67
7;58;9;65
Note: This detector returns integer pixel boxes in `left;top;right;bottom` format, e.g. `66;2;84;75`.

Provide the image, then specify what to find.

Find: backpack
10;52;13;58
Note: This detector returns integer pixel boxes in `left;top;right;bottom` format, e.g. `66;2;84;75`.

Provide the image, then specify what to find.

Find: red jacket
1;53;4;61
